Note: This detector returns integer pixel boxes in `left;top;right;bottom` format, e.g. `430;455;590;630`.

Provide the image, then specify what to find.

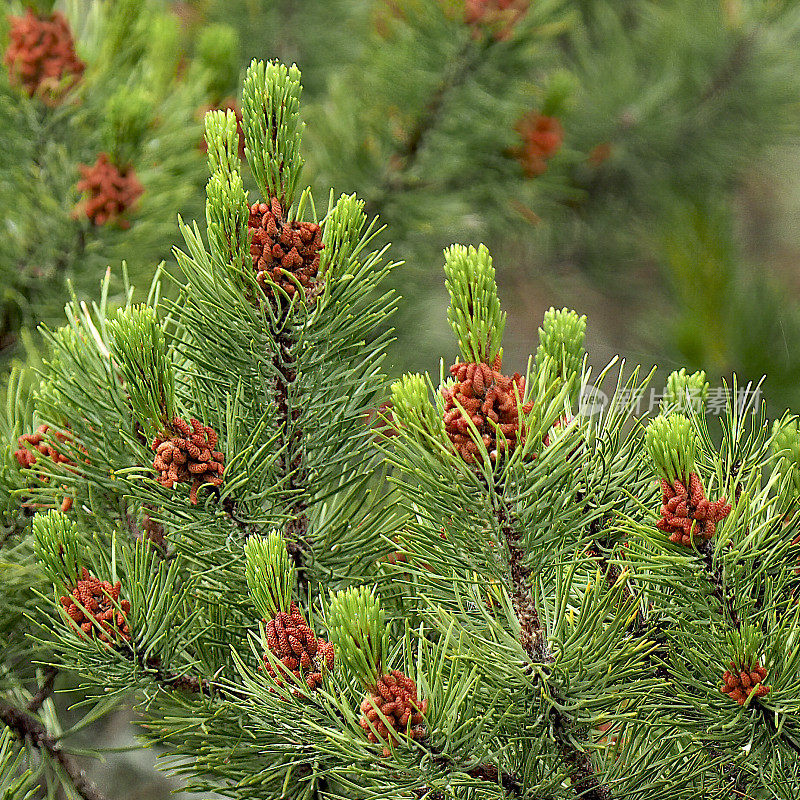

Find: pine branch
467;763;525;797
706;745;750;799
222;491;310;591
696;30;757;108
119;647;241;700
0;512;33;550
495;500;612;800
273;321;311;591
426;750;529;798
759;709;800;760
698;540;740;629
0;699;106;800
26;667;58;714
377;36;491;198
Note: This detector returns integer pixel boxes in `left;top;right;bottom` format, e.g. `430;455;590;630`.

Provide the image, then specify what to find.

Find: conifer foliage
0;0;230;361
2;57;800;800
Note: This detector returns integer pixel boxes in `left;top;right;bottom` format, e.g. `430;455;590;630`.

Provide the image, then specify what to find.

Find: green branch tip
320;193;367;280
663;368;709;414
534;307;586;383
645;414;697;484
244;533;295;619
444;243;505;365
108;305;175;433
327;587;389;689
771;416;800;498
390;373;444;441
725;623;765;668
204;109;243;178
206;168;250;271
32;510;83;591
196;23;240;100
104;86;152;167
241;59;304;208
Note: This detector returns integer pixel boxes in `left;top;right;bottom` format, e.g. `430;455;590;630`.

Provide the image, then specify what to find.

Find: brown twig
0;699;106;800
427;751;528;798
272;319;311;591
495;501;612;800
698;539;740;629
375;36;491;201
26;666;58;713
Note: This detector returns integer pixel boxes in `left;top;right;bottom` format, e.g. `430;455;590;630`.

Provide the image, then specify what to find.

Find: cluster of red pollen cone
59;568;131;644
512;112;563;177
14;423;78;512
262;602;335;694
4;9;84;103
720;661;770;705
75;154;144;229
151;417;225;506
442;355;533;464
260;605;427;757
359;670;428;757
4;12;144;228
248;197;324;300
465;0;530;40
657;472;731;546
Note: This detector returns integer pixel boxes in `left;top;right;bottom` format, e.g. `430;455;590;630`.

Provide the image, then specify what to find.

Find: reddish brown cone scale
442;355;533;464
359;670;428;757
152;417;224;505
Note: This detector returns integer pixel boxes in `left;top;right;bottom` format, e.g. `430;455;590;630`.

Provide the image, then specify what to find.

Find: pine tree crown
390;373;447;447
319;192;370;282
724;623;767;672
204;109;250;275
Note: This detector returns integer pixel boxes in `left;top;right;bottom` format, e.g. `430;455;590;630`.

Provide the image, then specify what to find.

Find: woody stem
0;699;107;800
495;500;612;800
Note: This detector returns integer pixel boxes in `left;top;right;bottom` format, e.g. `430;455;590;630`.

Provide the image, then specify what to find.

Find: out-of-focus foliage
0;0;233;365
188;0;800;414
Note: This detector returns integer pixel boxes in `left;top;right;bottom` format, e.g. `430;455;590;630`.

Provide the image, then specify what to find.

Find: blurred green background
5;0;800;796
170;0;800;416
